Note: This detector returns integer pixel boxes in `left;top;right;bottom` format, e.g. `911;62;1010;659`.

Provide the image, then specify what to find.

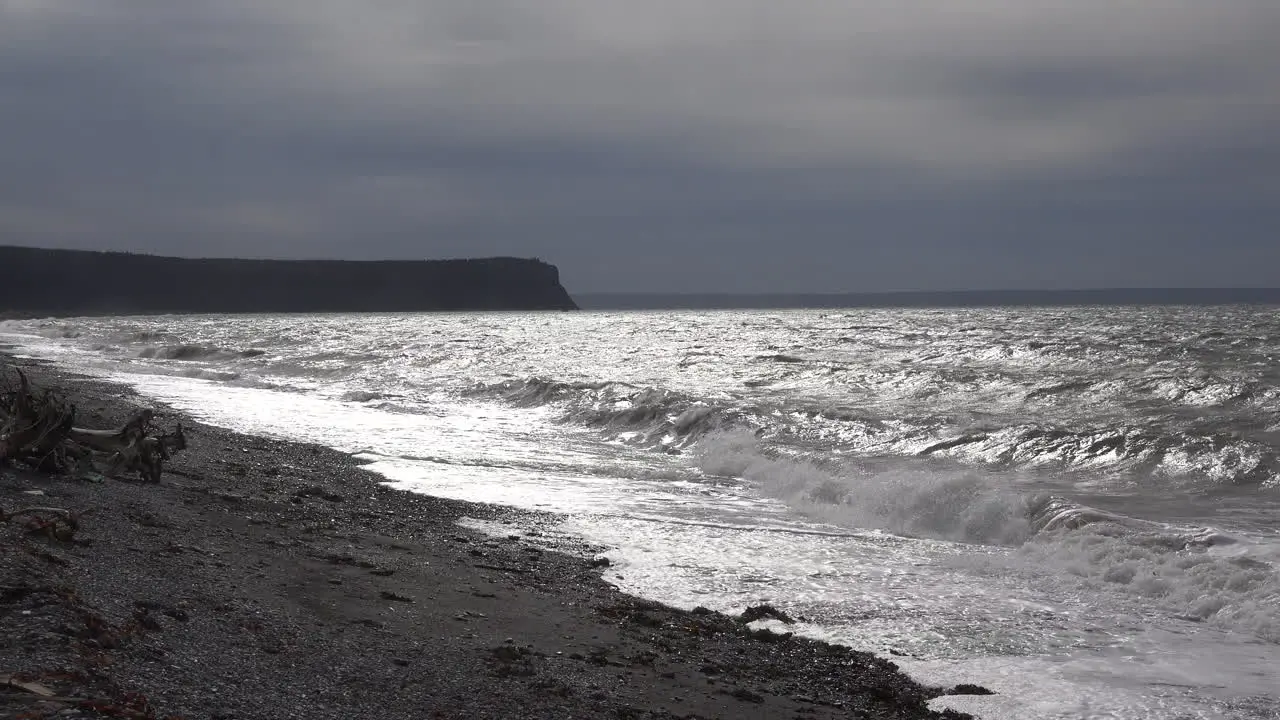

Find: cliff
0;246;577;314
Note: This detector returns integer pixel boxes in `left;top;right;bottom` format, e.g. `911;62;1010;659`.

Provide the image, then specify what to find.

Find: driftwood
0;370;75;466
1;367;186;483
0;506;81;541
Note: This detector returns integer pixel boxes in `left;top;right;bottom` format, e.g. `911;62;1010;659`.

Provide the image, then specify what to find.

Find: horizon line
575;287;1280;296
572;287;1280;309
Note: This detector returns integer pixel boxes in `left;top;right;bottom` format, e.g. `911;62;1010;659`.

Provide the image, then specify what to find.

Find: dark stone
739;604;795;624
950;684;996;696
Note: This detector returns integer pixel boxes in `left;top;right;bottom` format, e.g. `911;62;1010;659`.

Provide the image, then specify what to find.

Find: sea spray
692;429;1033;545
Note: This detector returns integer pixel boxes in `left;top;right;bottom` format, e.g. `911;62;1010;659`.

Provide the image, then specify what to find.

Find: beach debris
1;367;187;483
80;690;184;720
738;604;795;625
1;675;56;697
1;505;81;541
0;369;75;469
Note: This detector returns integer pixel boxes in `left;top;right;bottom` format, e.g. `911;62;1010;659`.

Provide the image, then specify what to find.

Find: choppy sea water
3;307;1279;719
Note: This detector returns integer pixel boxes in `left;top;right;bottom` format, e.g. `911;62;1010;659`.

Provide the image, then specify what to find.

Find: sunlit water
3;308;1279;719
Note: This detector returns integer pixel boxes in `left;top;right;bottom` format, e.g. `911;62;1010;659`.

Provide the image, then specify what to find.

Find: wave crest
471;377;742;447
692;430;1033;546
136;344;265;362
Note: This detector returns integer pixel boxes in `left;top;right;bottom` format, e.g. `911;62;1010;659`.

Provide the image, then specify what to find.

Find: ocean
3;307;1278;719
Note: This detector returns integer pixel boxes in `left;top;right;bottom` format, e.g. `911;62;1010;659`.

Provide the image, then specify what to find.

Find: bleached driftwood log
1;367;186;482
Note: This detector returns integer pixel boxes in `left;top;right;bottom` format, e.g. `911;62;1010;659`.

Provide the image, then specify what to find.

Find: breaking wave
467;375;1280;488
915;423;1280;488
469;377;746;448
692;429;1034;546
689;428;1280;642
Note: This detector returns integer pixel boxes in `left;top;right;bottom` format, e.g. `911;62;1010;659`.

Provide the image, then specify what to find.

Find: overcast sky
1;1;1277;293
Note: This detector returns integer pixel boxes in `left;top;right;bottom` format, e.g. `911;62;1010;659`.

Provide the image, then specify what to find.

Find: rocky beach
1;352;983;720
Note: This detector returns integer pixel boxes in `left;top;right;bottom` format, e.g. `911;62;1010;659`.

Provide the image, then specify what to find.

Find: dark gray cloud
1;1;1277;292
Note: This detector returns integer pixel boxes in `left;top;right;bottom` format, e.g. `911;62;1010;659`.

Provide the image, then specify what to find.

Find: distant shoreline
575;288;1280;310
0;245;578;314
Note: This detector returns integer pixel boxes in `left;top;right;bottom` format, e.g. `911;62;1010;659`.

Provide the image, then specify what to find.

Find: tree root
2;367;187;483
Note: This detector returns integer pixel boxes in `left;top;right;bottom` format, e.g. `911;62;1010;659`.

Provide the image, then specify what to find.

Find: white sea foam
693;429;1034;545
689;428;1280;644
1015;528;1280;642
